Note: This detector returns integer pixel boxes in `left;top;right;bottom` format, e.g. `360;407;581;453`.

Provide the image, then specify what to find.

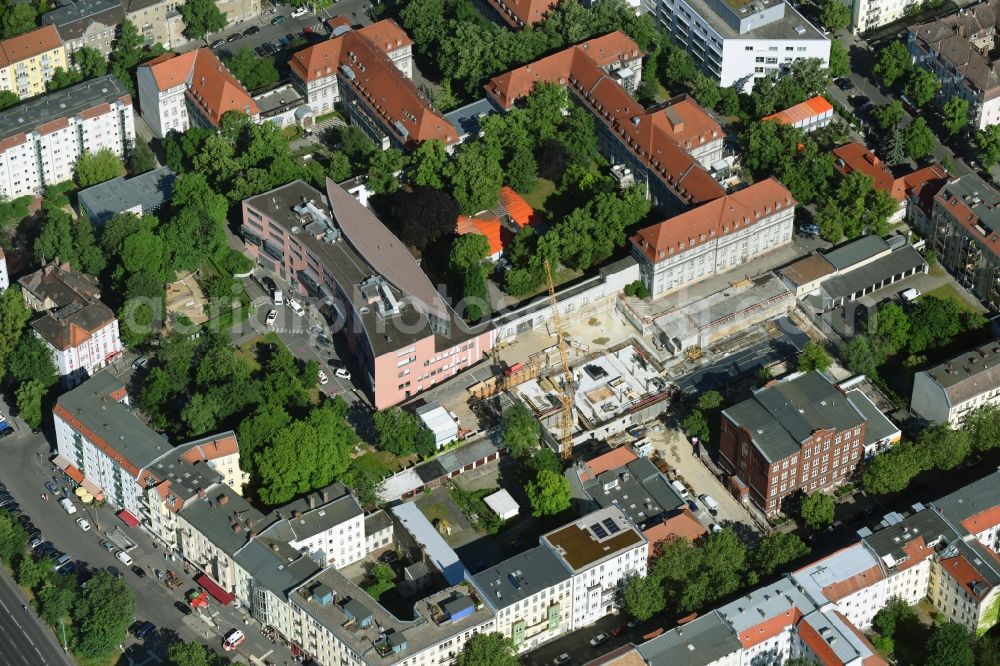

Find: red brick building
719;372;867;514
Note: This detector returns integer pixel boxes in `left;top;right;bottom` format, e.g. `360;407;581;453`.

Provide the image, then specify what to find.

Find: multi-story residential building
487;35;726;214
848;0;922;34
911;339;1000;425
541;506;647;629
289;20;455;150
241;179;496;409
921;174;1000;311
719;371;901;514
0;74;134;199
908;3;998;130
123;0;186;50
77;165;176;224
484;0;560;28
0;26;68;100
0;246;8;292
18;261;124;385
43;0;124;57
630;179;795;297
636;610;743;665
137;48;259;138
762;95;833;133
471;546;573;651
643;0;830;91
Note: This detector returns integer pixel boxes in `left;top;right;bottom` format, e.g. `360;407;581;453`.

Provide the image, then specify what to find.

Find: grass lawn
420;501;452;527
928;261;947;278
235;332;282;372
522;177;556;212
352;449;407;477
314;110;345;124
922;283;985;313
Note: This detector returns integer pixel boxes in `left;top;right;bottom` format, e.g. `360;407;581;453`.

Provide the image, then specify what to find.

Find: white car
291;6;308;17
318;370;329;385
334;367;351;380
265;309;277;326
223;629;246;651
76;517;91;531
288;299;305;316
590;633;609;647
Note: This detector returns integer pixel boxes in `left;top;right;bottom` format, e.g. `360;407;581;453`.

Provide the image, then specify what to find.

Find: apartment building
137;49;259;138
471;546;573;651
488;34;726;214
43;0;124;56
241;179;495;409
289;20;455;150
911;339;1000;425
921;173;1000;311
123;0;186;50
0;74;134;199
719;371;899;513
643;0;830;91
908;3;998;130
484;0;561;28
18;261;124;385
541;506;647;629
630;178;795;297
849;0;923;33
0;26;68;100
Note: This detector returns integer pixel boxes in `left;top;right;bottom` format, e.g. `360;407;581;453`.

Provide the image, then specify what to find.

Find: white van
115;550;134;567
700;494;720;515
900;288;921;303
288;299;305;316
59;497;77;515
670;480;690;499
273;289;284;307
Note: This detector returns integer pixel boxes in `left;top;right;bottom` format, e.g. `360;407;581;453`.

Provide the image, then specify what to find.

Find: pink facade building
241;179;495;409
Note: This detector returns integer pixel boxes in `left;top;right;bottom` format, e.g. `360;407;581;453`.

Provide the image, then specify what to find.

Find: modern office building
0;26;68;100
0;74;134;199
643;0;830;91
241;179;495;409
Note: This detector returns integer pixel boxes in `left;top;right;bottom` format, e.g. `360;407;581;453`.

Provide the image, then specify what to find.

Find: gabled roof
833;142;896;199
631;178;795;261
456;214;504;257
484;0;561;28
762;95;833;126
498;186;540;228
357;19;412;51
0;25;63;68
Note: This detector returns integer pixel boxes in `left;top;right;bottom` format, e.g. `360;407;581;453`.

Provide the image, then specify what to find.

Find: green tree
905;69;941;107
873;100;905;131
908;295;972;353
0;287;31;382
690;73;722;110
748;532;810;580
925;622;974;666
696;390;723;411
506;144;538;194
919;423;971;471
37;575;76;626
501;403;541;457
75;46;108;79
127;138;157;174
34;207;106;275
977;124;1000;169
657;43;697;88
962;404;1000;452
373;407;424;457
15;380;46;430
10;333;58;388
180;0;227;39
73;570;136;659
841;334;885;378
526;469;571;517
872;597;915;638
17;555;50;591
224;48;279;92
366;148;408;194
798;341;832;373
409;139;449;189
942;96;970;136
872;302;911;354
862;444;924;494
455;633;519;666
828;40;850;78
622;574;666;620
799;492;835;530
365;562;396;600
682;409;710;443
0;509;28;564
874;41;913;88
882;127;907;166
327;151;353;182
166;641;230;666
74;148;125;187
819;0;850;31
0;3;37;38
0;90;18;110
448;142;504;214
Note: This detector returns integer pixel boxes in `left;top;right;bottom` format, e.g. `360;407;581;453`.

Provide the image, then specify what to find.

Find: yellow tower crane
544;259;575;461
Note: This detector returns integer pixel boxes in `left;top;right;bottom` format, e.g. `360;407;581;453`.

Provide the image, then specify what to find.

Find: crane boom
544;259;574;461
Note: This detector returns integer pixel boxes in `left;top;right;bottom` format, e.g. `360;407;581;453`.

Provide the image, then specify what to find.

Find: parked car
210;39;225;48
318;370;329;386
334;366;351;380
611;623;627;636
900;287;921;303
271;14;286;24
107;565;124;579
243;25;260;36
132;621;156;640
226;33;242;42
174;600;193;615
554;655;571;665
590;633;609;647
116;550;134;567
45;481;58;494
255;46;268;57
834;77;853;91
799;223;821;237
131;356;149;370
699;494;720;515
288;299;304;316
265;309;277;326
223;629;246;651
378;551;398;564
686;499;699;513
99;540;115;552
291;6;308;16
851;95;870;107
75;517;91;531
132;565;147;578
709;523;723;533
29;537;43;550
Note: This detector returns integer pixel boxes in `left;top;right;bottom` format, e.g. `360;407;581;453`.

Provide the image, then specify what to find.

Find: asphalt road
0;423;295;665
0;567;72;665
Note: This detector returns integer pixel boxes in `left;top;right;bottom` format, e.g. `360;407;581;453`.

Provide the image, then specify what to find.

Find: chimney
308;495;316;509
218;494;229;506
322;489;330;502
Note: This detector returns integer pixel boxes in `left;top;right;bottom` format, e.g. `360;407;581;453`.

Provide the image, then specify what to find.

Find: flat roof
444;97;497;140
679;0;826;41
583;457;685;529
542;506;644;572
844;388;899;447
77;166;175;225
637;611;741;665
391;502;466;585
935;468;1000;525
822;235;891;271
472;545;569;610
779;254;835;287
821;245;925;301
0;75;129;143
920;339;1000;403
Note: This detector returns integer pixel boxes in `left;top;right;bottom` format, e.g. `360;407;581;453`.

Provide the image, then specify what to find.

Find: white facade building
849;0;921;34
0;74;133;199
631;178;796;297
643;0;830;91
541;506;647;630
0;246;8;292
911;340;1000;425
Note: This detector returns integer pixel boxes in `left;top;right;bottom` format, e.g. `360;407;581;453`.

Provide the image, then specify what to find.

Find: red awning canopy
116;509;140;528
65;465;85;484
195;573;235;605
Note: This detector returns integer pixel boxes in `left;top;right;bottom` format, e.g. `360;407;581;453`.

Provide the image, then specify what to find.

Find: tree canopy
74;149;125;187
798;341;832;373
224;48;280;92
455;633;519;666
180;0;226;39
799;492;835;530
526;469;571;516
501;403;541;457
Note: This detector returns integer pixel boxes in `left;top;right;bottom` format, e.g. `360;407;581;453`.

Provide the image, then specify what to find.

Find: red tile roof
737;607;803;649
940;553;995;600
821;564;885;601
934;182;1000;259
141;49;259;127
290;23;455;146
631;178;796;262
579;447;638;482
456;214;504;257
499;186;540;228
895;163;948;203
833;142;897;199
644;510;707;557
0;25;63;67
484;0;561;27
762;95;833;126
962;505;1000;535
358;19;412;51
180;433;240;462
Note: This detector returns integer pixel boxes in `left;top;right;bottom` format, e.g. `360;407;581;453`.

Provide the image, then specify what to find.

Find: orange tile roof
835;611;889;666
631;178;796;262
180;433;240;462
962;505;1000;535
821;564;885;601
737;607;803;649
487;32;642;109
0;25;63;66
291;19;411;82
797;616;845;666
499;186;540;228
65;464;85;484
762;95;833;126
833;142;897;199
290;24;455;146
141;49;259;127
456;214;504;257
644;510;707;557
579;447;638;482
894;163;948;202
934;184;1000;259
143;50;197;91
484;0;561;27
357;18;412;51
648;95;726;151
940;554;994;600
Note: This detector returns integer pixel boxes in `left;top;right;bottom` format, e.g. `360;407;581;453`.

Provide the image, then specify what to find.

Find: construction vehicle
544;259;575;461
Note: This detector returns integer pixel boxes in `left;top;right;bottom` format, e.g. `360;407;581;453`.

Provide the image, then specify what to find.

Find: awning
81;478;103;497
116;509;140;528
51;454;71;470
195;573;235;605
64;465;84;484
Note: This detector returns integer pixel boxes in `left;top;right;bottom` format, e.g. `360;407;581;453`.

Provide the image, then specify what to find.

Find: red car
611;623;627;636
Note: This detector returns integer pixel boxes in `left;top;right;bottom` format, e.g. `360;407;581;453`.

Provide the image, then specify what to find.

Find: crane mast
544;259;574;461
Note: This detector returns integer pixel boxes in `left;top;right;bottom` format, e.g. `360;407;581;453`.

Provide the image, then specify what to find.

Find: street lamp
59;619;68;654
